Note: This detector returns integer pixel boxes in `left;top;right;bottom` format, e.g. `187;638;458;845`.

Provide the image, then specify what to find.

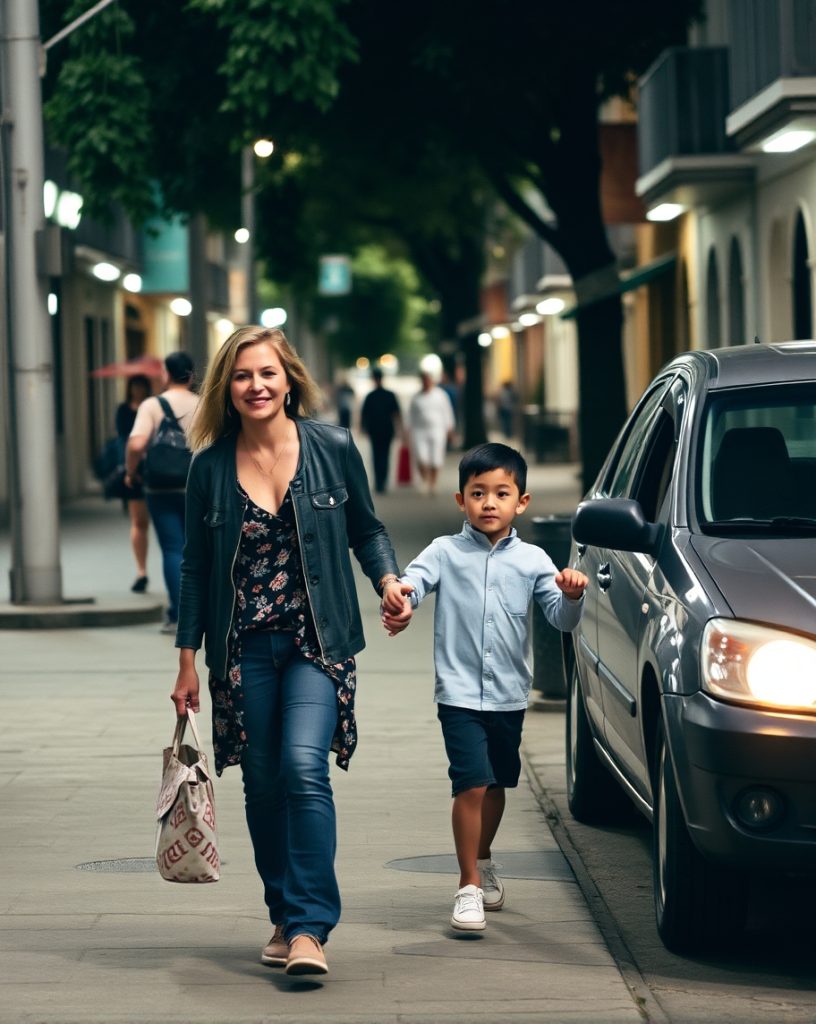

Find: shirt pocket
500;573;532;616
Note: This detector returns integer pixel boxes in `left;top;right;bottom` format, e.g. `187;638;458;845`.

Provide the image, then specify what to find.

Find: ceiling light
47;293;58;316
761;130;816;153
490;325;511;341
478;332;493;347
536;297;565;315
123;273;142;293
92;262;120;282
234;227;250;244
170;297;192;317
519;313;541;327
646;203;685;222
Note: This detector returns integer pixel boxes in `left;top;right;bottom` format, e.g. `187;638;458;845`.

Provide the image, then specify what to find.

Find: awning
560;252;677;320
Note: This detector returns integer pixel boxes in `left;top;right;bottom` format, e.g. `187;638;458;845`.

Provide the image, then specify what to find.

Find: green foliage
42;2;154;222
311;245;436;365
190;0;358;122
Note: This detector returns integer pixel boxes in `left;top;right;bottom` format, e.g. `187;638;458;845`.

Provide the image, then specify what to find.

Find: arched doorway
792;211;813;339
768;218;791;340
705;248;721;348
728;237;745;346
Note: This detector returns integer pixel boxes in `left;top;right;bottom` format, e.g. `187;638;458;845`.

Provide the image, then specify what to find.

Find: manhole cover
76;858;157;873
385;850;573;882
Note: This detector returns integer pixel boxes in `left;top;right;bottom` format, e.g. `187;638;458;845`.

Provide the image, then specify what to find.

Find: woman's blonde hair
189;326;323;451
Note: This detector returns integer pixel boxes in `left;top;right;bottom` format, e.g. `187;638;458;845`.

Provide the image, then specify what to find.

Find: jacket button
304;533;314;543
311;575;320;585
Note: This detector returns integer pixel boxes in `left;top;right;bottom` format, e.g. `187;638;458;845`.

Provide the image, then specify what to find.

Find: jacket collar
460;520;519;551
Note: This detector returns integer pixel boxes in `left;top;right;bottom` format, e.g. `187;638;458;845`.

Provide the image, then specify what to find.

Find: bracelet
377;573;399;596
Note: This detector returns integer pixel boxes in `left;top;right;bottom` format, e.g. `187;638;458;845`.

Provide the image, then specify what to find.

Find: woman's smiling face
229;341;291;424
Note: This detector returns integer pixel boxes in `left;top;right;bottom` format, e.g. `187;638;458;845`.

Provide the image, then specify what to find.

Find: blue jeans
240;631;340;944
146;491;186;622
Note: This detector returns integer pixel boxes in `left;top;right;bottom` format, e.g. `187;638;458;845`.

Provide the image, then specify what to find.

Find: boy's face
456;468;530;545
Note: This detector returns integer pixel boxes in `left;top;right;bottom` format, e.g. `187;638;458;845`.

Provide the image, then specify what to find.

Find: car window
630;411;677;523
604;381;672;498
698;383;816;526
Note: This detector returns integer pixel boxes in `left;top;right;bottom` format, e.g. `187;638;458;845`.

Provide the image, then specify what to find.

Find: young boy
383;443;588;931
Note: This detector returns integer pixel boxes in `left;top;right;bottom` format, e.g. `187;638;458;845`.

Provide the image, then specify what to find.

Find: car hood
690;535;816;637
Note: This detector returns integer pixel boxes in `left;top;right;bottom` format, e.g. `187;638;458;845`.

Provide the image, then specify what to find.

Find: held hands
380;580;414;637
555;568;589;601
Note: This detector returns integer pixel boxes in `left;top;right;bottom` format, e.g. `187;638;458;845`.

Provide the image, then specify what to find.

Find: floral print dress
208;487;357;776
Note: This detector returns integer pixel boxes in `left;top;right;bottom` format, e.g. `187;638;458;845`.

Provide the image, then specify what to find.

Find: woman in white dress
408;371;455;494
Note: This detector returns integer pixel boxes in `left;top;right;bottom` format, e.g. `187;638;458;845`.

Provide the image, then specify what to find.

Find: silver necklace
242;429;293;480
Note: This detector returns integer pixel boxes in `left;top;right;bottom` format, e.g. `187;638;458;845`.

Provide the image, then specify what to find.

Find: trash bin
530;515;573;700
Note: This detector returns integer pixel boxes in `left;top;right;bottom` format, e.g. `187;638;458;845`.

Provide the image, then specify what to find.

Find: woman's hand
172;649;200;716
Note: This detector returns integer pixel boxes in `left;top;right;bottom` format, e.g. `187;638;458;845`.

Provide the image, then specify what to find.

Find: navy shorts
437;703;525;796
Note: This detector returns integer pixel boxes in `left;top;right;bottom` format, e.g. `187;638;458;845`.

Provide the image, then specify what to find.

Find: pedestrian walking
383;443;588;932
408;370;454;495
115;374;152;593
334;376;355;430
125;352;198;634
360;366;402;493
496;380;517;440
170;325;410;977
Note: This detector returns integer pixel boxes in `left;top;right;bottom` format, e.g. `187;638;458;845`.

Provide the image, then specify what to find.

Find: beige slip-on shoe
284;933;328;976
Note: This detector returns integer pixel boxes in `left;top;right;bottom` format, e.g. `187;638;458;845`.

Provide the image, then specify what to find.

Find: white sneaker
451;884;486;931
477;858;505;911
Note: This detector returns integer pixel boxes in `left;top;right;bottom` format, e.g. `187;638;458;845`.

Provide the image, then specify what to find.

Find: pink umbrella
90;355;165;379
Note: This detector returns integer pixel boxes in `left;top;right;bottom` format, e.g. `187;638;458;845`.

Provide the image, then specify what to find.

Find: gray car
566;341;816;953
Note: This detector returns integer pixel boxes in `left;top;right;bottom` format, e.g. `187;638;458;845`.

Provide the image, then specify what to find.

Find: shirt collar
460;520;518;550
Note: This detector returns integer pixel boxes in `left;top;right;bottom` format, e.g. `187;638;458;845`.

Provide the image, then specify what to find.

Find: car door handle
596;563;611;591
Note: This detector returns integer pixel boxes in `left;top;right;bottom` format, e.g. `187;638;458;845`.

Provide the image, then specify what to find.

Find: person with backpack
125;352;199;634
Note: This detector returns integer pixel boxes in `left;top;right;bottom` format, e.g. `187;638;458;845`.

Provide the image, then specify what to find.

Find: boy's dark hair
458;442;528;494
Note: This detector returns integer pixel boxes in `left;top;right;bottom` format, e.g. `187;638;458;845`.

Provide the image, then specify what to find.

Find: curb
0;595;165;629
521;745;671;1024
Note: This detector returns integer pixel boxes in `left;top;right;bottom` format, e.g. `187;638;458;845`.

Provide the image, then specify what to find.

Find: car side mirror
572;497;662;556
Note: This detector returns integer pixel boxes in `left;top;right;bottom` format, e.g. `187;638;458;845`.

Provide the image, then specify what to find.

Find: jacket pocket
310;486;348;510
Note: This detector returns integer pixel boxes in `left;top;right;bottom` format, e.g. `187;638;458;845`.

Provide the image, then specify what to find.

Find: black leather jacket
175;418;399;678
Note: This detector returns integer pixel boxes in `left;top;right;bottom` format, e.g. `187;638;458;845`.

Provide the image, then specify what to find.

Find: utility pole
1;0;62;603
241;145;256;324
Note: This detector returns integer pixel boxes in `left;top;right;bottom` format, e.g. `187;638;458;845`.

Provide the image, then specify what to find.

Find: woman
125;352;199;633
171;326;411;977
115;374;152;592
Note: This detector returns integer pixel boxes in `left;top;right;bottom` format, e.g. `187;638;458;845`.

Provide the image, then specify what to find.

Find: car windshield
698;383;816;534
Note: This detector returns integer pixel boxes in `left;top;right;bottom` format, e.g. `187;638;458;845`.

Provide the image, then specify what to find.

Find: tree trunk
574;294;626;490
410;239;487;450
545;80;629;491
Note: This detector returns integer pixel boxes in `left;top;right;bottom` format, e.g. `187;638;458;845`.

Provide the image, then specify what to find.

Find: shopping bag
155;709;220;882
397;443;412;485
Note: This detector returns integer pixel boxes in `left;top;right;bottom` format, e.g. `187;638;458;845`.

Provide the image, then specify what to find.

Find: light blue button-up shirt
401;521;584;711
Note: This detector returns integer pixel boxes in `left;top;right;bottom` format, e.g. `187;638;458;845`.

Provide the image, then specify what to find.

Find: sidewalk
0;451;647;1024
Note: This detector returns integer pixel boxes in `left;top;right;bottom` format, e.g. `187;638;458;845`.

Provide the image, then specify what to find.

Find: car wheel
566;659;631;824
652;717;745;952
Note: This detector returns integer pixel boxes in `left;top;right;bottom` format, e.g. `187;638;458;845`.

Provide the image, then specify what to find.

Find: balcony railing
728;0;816;111
638;47;733;177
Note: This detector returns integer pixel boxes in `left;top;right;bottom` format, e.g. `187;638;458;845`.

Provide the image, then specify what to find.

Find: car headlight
701;618;816;711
